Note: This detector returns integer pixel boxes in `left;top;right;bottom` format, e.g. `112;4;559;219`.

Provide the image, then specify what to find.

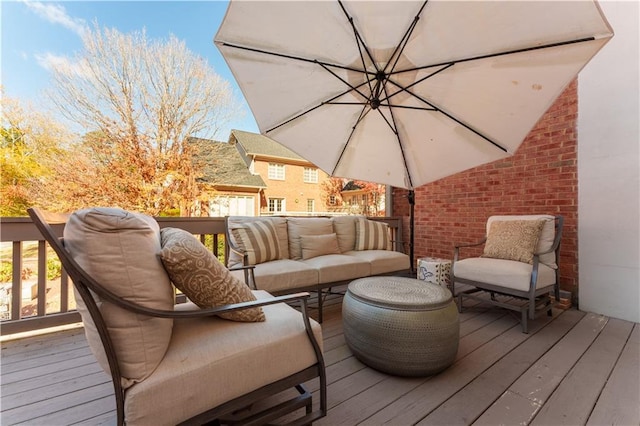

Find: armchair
28;207;327;425
451;215;563;333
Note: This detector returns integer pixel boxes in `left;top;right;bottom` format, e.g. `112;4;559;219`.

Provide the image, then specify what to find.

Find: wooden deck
2;294;639;425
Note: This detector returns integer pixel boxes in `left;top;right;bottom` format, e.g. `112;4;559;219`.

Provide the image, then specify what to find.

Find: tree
0;95;73;216
320;177;347;212
46;23;239;215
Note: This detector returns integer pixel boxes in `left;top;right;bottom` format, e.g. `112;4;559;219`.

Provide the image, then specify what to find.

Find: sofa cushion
345;250;410;275
487;215;557;268
482;219;545;264
287;217;334;260
230;220;281;266
301;233;341;260
124;291;323;425
454;257;556;292
227;217;289;267
159;228;264;322
355;218;391;250
301;254;370;284
230;259;319;294
332;215;359;252
63;207;174;389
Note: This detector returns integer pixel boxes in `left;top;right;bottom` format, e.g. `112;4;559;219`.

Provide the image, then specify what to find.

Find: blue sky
1;0;258;140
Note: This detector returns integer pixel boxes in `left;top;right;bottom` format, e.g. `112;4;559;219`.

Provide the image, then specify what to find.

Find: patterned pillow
481;220;545;264
159;228;265;322
355;218;391;251
230;220;281;266
300;233;341;260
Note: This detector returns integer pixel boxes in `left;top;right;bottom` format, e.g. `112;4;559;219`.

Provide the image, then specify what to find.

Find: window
307;199;315;212
268;198;285;213
329;195;336;206
268;163;285;180
210;196;255;217
303;167;318;183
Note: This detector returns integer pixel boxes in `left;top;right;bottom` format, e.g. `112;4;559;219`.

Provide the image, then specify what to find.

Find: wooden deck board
1;294;638;426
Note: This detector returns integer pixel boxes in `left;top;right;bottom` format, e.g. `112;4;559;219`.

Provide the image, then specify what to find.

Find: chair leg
521;309;529;334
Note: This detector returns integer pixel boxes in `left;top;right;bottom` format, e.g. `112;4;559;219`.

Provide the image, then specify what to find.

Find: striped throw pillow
230;220;281;265
355;218;391;251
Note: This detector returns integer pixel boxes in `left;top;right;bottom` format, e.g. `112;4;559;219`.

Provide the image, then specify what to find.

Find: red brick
393;80;578;295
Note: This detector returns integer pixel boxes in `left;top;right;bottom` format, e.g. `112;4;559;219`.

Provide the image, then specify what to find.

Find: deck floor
1;293;639;425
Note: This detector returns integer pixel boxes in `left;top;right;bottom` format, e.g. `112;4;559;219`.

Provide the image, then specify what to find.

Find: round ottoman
342;276;459;376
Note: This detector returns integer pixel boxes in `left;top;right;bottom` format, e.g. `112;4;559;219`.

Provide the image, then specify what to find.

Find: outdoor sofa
226;215;411;321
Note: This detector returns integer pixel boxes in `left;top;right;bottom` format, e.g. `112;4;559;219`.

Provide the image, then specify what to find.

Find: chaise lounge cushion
124;291;323;425
159;227;265;322
63;207;174;388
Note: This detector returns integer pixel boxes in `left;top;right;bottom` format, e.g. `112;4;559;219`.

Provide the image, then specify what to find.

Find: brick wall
393;80;579;296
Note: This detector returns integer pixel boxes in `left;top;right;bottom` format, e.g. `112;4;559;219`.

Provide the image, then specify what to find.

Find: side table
417;257;452;289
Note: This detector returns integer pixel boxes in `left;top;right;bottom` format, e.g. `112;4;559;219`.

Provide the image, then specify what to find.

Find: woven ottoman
342;276;459;376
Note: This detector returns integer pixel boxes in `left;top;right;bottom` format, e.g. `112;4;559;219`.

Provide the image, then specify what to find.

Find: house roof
342;181;363;191
230;129;308;162
188;137;266;189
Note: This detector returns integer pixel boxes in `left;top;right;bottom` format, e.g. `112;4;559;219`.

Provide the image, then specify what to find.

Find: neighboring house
188;137;266;216
229;130;331;215
340;181;386;216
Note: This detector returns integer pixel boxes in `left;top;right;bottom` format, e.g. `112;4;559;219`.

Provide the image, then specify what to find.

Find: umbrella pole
408;190;415;275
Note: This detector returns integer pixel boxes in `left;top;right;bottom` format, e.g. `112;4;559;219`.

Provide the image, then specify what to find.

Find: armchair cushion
159;228;265;322
125;291;323;425
486;215;558;268
454;257;556;292
481;219;545;264
355;218;391;251
230;220;282;266
300;233;341;260
64;207;174;388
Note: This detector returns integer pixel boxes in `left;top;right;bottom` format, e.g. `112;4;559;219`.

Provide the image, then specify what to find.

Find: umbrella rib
218;42;372;76
338;0;380;74
383;63;454;104
266;81;370;134
331;105;373;177
380;81;414;189
385;79;508;153
316;61;371;102
392;36;596;74
383;0;429;76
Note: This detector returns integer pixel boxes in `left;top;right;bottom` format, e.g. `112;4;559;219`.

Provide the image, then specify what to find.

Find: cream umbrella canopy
214;0;613;267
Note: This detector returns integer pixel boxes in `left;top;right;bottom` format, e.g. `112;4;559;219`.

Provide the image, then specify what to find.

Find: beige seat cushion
227;217;289;267
486;215;557;268
454;257;556;292
63;207;174;388
230;259;319;293
124;291;323;425
159;228;264;322
345;250;411;275
301;254;370;284
287;217;334;260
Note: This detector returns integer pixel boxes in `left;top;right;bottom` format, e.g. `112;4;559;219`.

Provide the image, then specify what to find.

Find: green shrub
47;258;62;280
0;262;11;283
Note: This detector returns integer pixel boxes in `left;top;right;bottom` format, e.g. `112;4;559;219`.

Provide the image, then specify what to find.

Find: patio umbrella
214;0;613;269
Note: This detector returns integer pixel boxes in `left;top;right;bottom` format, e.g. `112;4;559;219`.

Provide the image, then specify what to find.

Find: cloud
23;1;88;37
35;52;91;78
